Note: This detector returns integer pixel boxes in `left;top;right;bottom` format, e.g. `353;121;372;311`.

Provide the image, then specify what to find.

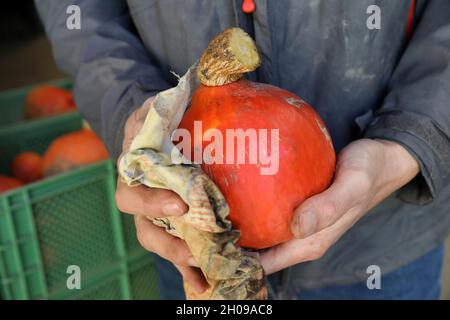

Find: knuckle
357;171;372;192
308;250;322;261
320;200;338;223
141;197;159;217
308;240;329;260
348;168;372;192
114;191;127;212
171;251;184;266
136;228;154;252
168;241;188;265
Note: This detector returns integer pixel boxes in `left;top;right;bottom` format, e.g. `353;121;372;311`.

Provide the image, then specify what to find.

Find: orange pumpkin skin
0;175;23;193
25;85;76;119
11;151;43;183
178;80;336;249
43;129;109;176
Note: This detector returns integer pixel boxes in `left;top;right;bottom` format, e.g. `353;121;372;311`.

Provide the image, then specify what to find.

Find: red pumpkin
11;151;43;183
179;81;335;249
42;129;109;176
25;85;76;119
0;175;23;193
176;28;336;249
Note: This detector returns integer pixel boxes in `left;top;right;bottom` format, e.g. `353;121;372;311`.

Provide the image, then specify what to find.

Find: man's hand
115;100;208;293
260;138;420;275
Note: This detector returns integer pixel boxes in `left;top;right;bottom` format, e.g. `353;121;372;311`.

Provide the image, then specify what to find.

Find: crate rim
0;78;73;96
0;109;80;135
0;160;114;199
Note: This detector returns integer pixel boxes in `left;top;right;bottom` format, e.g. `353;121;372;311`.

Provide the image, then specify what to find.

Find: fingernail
195;282;209;294
162;203;184;216
188;257;199;267
297;210;317;238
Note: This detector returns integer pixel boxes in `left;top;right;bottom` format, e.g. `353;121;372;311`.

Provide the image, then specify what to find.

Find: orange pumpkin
25;85;76;119
177;28;336;249
43;129;109;176
0;175;23;193
11;151;43;183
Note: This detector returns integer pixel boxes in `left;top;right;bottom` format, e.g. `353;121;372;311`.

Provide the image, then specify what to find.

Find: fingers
116;98;208;292
291;168;370;239
134;215;208;293
115;180;188;218
175;265;209;294
116;103;188;218
134;215;196;266
261;205;364;275
260;236;321;275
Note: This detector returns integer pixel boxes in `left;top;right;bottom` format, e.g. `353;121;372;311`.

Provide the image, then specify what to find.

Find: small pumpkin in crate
177;28;336;249
43;129;109;176
25;85;76;119
0;175;23;193
11;151;44;183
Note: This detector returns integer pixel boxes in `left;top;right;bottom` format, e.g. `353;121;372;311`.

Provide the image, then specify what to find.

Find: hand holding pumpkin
116;29;420;295
259;138;420;275
115;100;209;293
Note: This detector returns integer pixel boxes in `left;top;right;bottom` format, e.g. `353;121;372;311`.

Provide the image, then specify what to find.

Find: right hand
115;99;209;293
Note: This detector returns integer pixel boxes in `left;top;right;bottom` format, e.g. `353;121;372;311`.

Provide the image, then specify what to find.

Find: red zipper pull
242;0;256;14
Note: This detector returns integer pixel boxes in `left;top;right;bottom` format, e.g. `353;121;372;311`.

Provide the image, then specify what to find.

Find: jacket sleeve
364;0;450;204
35;0;172;160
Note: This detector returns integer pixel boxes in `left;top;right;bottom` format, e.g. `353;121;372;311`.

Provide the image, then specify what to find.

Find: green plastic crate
0;81;160;300
0;78;73;127
0;112;83;176
0;162;159;300
0;78;81;175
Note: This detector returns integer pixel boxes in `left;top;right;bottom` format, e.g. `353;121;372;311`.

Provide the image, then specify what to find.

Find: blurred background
0;2;64;90
0;1;448;300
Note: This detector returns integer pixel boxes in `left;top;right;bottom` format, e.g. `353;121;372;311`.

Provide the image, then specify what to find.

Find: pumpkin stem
197;28;261;86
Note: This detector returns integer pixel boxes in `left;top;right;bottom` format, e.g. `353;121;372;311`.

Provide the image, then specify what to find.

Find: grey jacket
36;0;450;289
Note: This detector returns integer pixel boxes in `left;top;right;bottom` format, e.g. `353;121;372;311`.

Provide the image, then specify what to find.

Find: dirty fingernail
298;210;317;238
162;203;184;216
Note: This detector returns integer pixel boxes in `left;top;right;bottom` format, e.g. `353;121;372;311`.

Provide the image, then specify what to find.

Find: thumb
291;177;363;239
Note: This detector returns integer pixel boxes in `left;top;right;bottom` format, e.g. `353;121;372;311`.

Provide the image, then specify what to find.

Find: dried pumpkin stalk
197;28;261;86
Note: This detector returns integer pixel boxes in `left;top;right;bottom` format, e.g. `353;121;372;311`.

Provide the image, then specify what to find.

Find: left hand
260;138;420;275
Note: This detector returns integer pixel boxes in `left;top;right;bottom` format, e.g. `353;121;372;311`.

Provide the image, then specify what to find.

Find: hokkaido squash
177;28;336;249
25;85;76;119
0;175;23;193
42;129;109;176
11;151;43;183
